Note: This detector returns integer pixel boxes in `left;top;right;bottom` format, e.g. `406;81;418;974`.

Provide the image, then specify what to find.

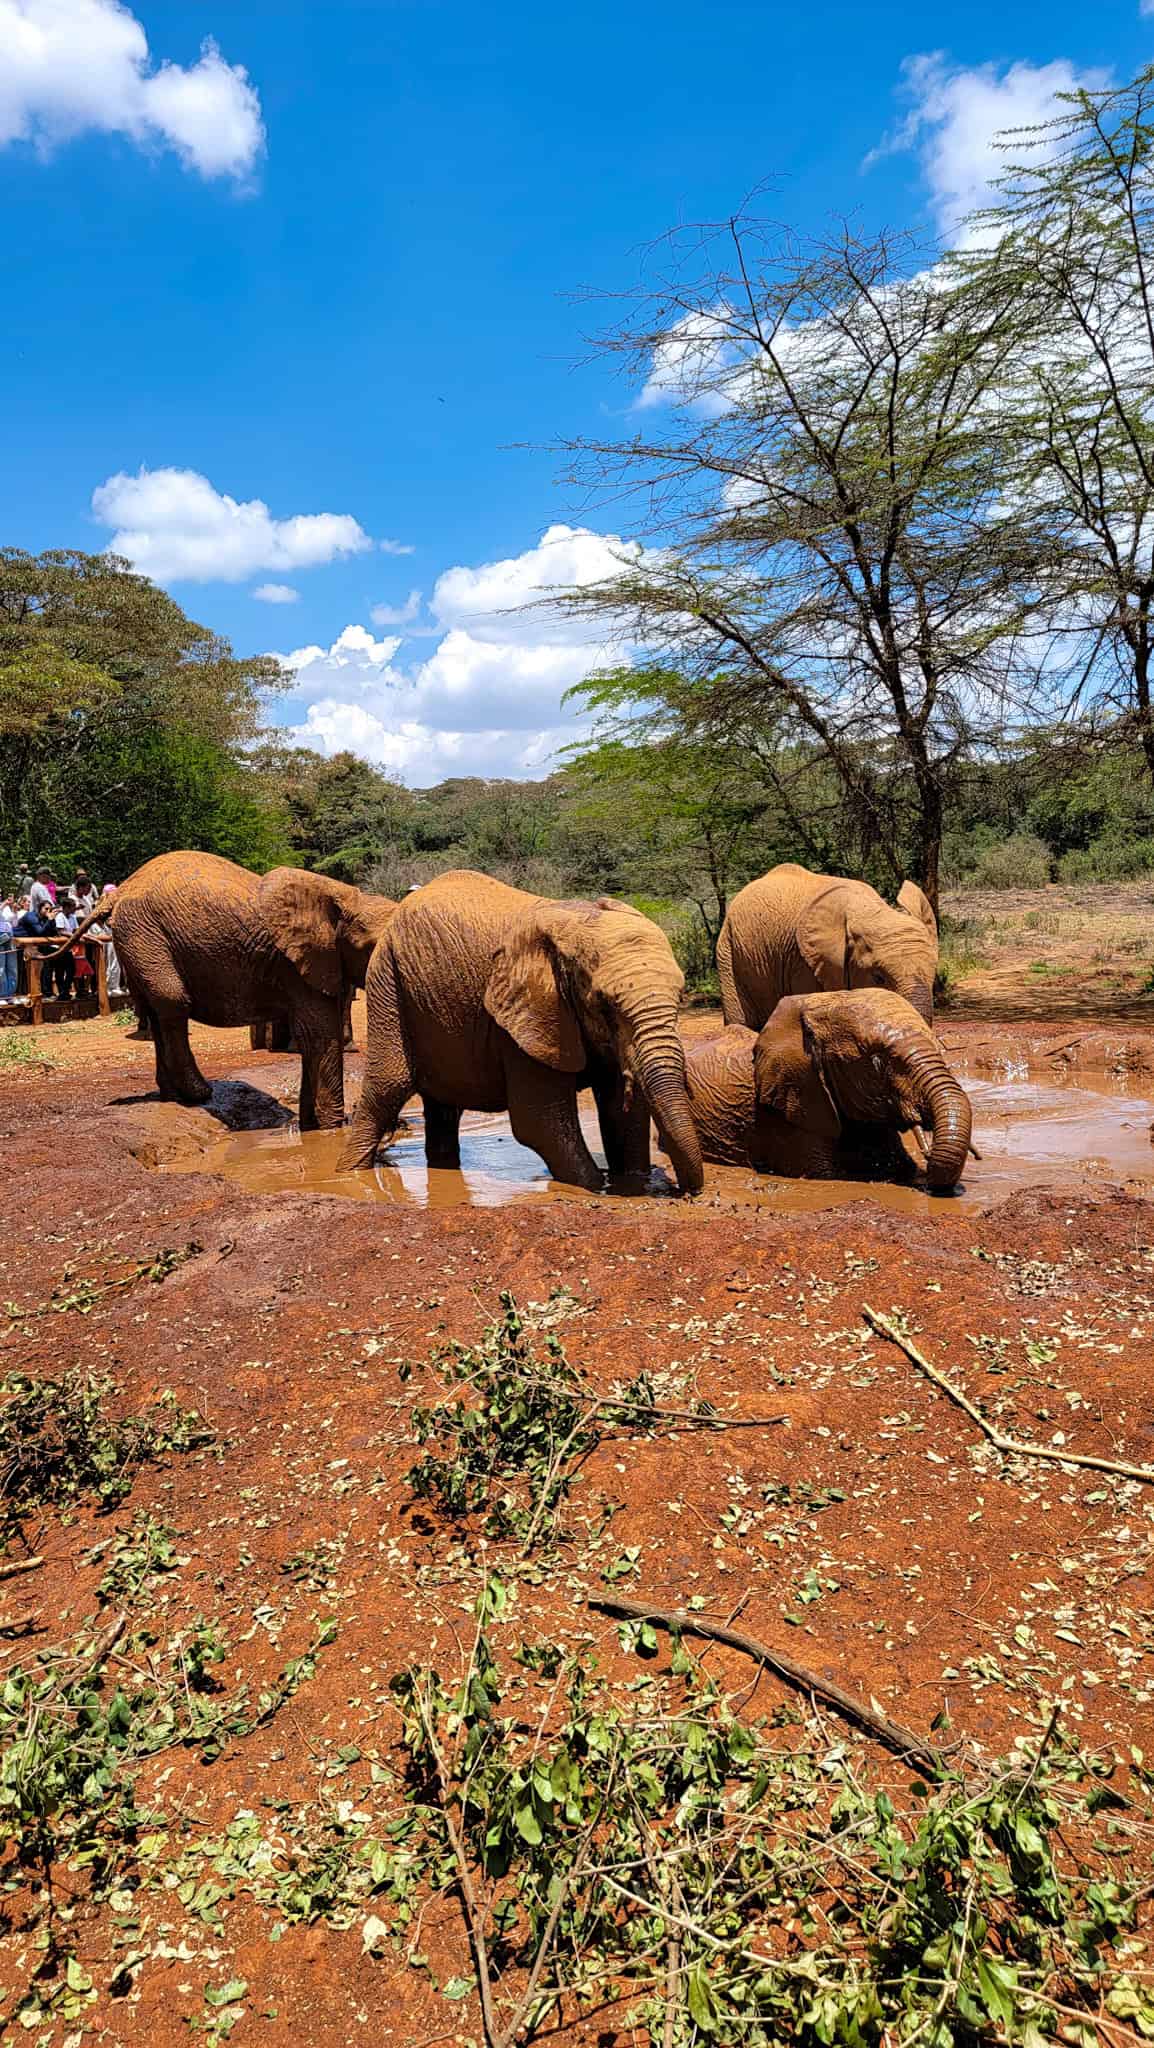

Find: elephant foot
425;1145;462;1170
337;1142;376;1173
337;1121;391;1172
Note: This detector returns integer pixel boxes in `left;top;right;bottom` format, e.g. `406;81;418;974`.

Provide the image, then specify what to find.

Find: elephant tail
37;892;118;964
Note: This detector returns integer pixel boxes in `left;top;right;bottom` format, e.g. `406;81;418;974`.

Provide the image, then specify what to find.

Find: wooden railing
10;936;115;1026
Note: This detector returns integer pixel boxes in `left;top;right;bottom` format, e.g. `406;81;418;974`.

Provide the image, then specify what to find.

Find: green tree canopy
0;548;287;879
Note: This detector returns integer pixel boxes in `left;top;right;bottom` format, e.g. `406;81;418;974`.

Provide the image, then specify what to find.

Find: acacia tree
561;220;1055;909
561;725;772;955
966;67;1154;789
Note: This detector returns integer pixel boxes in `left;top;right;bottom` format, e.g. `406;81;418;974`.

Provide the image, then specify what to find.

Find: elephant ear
754;999;842;1138
796;885;852;990
897;880;937;939
484;918;586;1073
257;867;345;999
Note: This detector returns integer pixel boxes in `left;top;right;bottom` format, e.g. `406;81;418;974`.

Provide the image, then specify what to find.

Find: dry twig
0;1555;44;1582
863;1306;1154;1487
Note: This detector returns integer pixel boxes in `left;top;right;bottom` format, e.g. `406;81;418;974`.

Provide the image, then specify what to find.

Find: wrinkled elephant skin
683;988;972;1189
718;863;938;1030
339;869;704;1194
64;853;395;1131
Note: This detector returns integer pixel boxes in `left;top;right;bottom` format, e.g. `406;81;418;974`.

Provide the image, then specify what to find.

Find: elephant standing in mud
338;869;704;1193
718;864;939;1029
63;853;396;1130
682;989;972;1189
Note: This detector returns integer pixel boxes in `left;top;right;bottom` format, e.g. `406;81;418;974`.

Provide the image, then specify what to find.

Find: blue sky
4;0;1150;783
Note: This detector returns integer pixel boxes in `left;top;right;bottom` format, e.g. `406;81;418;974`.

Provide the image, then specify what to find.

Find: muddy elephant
717;864;938;1030
63;853;396;1129
682;989;972;1189
338;869;704;1193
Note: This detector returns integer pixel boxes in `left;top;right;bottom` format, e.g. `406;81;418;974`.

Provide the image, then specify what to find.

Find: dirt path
941;877;1154;1019
2;1010;1154;2041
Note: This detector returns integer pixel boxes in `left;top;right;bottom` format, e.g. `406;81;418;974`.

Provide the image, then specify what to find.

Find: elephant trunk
629;1014;705;1195
906;1049;972;1190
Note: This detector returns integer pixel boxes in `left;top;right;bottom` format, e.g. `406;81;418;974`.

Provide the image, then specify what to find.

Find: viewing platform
2;936;131;1028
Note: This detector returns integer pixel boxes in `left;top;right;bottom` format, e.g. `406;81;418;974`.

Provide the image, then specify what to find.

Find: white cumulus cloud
871;52;1109;240
93;466;374;583
252;582;299;604
370;588;423;627
271;526;640;785
0;0;264;180
429;523;643;645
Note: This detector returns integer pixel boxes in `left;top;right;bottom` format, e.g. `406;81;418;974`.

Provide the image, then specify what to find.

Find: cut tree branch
588;1592;945;1774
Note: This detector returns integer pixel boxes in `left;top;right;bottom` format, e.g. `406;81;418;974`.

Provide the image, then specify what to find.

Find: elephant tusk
910;1124;932;1160
968;1141;983;1161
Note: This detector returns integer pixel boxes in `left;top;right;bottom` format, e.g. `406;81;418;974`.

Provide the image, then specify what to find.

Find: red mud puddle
171;1063;1154;1217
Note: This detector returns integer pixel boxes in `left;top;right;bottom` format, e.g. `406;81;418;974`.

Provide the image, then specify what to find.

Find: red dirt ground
3;1007;1154;2042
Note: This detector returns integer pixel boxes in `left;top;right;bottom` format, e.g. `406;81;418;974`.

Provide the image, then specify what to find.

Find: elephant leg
592;1069;651;1177
152;1010;212;1106
422;1096;462;1169
504;1046;603;1192
338;944;413;1170
250;1017;293;1052
294;995;345;1132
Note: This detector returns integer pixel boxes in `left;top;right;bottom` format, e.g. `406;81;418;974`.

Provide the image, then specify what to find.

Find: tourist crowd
0;863;122;1006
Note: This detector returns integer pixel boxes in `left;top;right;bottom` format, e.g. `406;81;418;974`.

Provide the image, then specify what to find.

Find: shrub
1056;836;1154;882
969;834;1052;889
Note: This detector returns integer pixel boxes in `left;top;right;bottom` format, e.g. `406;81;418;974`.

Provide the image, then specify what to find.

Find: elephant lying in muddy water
718;863;939;1029
338;869;704;1193
682;989;973;1189
63;852;396;1130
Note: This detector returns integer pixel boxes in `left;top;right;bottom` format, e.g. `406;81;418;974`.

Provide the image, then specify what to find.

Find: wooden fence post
96;939;109;1017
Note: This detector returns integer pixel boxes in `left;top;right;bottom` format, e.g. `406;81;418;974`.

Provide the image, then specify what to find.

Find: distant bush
969;835;1052;889
1056;836;1154;882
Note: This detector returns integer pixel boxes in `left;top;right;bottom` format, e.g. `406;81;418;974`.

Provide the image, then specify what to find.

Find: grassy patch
0;1028;54;1069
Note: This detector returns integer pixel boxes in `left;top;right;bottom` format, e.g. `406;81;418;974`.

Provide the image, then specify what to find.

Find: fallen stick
588;1593;945;1775
0;1556;44;1582
863;1305;1154;1489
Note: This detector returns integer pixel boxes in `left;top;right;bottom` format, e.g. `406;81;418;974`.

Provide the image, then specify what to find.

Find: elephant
717;864;938;1030
338;869;705;1194
681;988;972;1189
62;852;396;1129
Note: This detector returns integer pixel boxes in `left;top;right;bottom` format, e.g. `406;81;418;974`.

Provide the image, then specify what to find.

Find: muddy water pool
167;1060;1154;1218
